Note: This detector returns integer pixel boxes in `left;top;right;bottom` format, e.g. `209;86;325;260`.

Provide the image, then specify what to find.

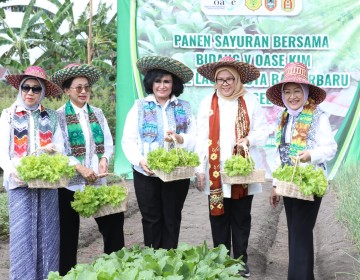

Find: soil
1;180;359;279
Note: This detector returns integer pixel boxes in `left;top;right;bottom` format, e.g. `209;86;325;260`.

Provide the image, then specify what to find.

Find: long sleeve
121;102;145;167
178;113;196;151
309;113;337;165
0;109;17;178
101;111;114;161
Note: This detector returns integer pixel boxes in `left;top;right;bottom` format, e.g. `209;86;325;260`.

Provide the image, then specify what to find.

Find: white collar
70;101;88;114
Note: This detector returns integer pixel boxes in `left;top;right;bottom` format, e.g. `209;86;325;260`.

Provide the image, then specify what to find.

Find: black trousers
209;195;253;263
58;188;125;276
283;196;322;280
133;170;189;250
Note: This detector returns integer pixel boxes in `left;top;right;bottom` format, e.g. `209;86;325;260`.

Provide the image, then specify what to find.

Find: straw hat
197;56;260;84
266;62;326;107
6;66;62;97
50;64;101;88
136;56;193;83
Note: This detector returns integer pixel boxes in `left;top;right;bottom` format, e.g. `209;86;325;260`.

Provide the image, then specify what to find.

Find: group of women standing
0;64;123;280
0;55;336;280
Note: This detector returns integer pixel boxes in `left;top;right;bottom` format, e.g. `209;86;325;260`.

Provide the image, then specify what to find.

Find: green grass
333;164;360;252
0;192;9;239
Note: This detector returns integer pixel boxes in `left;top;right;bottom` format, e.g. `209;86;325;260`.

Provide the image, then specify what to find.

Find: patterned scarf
13;105;52;158
275;98;317;156
65;101;104;161
231;97;250;199
208;93;250;216
140;100;189;142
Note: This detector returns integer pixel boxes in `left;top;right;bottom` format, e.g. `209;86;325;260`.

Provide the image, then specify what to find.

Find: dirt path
1;181;359;279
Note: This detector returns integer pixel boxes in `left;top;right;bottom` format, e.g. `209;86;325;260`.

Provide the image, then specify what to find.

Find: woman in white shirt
268;62;337;280
122;56;195;250
51;64;124;276
0;66;64;280
195;56;268;277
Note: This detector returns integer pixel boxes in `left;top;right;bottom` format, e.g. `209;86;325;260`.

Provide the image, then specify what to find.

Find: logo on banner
245;0;262;11
282;0;294;12
265;0;277;11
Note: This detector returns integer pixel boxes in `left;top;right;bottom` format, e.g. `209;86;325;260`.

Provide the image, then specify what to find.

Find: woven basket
93;186;129;218
220;169;265;184
28;177;69;189
154;166;195;182
274;157;314;201
275;181;314;201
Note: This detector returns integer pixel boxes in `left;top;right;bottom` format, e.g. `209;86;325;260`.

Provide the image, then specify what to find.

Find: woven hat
136;56;193;83
266;62;326;107
6;66;62;97
197;56;260;84
50;64;101;88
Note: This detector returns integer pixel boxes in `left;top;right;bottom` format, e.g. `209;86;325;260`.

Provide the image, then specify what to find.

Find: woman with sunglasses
0;66;64;280
50;64;124;276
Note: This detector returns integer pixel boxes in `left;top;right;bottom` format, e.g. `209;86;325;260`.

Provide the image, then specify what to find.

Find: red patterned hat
197;56;260;84
266;62;326;107
50;64;101;88
6;66;62;97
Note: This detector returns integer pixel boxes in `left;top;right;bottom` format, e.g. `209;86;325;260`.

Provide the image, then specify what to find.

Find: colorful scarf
231;97;250;199
275;98;317;156
139;99;190;144
208;93;250;216
65;101;104;161
13;106;52;158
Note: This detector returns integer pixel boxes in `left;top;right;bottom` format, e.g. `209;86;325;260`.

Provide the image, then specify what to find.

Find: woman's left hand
164;131;184;144
297;151;311;163
98;157;108;174
236;138;249;149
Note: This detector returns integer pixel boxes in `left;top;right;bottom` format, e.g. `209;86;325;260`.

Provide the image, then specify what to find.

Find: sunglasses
70;85;90;93
21;85;43;94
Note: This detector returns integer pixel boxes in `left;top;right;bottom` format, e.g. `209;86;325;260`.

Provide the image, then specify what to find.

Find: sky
0;0;117;63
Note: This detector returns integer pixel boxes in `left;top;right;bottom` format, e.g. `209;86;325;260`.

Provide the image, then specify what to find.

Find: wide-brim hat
6;66;62;97
136;56;193;83
50;64;101;88
197;56;260;84
266;62;326;107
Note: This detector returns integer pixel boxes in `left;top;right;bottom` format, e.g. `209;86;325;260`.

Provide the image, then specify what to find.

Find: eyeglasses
21;85;42;94
70;85;90;93
283;90;303;97
215;78;235;85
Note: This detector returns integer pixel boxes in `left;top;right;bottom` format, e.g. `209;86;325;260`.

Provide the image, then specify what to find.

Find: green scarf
65;101;104;161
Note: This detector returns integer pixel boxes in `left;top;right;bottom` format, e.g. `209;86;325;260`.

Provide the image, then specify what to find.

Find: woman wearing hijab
122;55;195;250
268;62;337;280
195;56;268;277
51;64;124;276
0;66;64;280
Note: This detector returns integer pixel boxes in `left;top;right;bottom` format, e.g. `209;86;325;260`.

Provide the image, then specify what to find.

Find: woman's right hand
76;164;97;183
269;187;280;208
195;173;206;192
139;159;154;176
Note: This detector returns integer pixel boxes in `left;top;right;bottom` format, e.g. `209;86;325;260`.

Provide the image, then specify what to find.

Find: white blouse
0;105;65;190
121;94;196;176
195;92;269;198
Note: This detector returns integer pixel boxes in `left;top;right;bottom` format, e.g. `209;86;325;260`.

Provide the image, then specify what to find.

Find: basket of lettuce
273;158;328;201
147;146;200;182
17;153;75;189
220;145;265;184
71;184;129;218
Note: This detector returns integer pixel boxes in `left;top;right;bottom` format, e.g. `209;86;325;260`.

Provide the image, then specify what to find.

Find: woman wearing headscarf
122;55;195;250
195;56;268;277
268;62;337;280
51;64;124;276
0;66;64;280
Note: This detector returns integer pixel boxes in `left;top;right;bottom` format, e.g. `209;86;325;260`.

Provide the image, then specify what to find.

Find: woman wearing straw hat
195;56;268;277
268;62;337;280
0;66;64;280
122;55;195;249
51;64;124;275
